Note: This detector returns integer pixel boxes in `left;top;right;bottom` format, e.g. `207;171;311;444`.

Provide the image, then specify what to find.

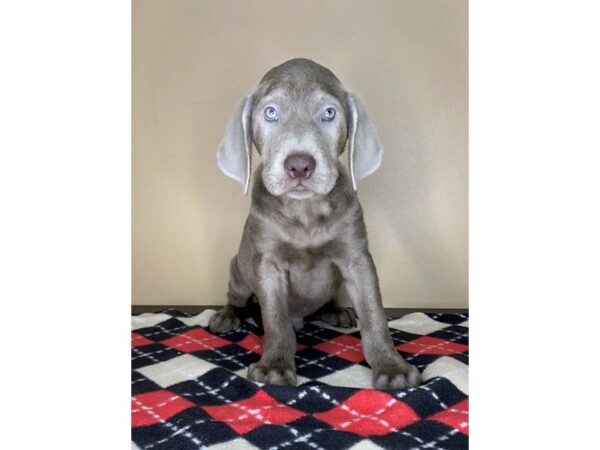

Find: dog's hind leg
209;256;252;333
313;300;357;328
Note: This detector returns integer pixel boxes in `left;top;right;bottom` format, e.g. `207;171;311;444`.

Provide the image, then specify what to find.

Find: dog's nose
284;154;316;180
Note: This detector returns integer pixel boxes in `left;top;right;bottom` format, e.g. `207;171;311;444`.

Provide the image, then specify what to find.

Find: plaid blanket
132;309;468;449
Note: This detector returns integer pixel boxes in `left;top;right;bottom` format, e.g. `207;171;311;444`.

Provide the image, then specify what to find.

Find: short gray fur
211;58;421;389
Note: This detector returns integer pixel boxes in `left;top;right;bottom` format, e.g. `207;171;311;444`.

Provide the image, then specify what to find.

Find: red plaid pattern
132;309;469;449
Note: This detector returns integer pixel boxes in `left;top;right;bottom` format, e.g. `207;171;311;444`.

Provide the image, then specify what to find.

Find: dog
210;58;421;389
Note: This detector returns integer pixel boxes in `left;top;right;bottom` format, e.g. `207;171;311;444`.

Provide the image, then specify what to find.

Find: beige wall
133;0;468;308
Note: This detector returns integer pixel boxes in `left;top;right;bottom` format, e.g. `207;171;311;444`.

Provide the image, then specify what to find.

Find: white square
131;313;172;330
207;438;260;450
136;354;219;388
347;440;386;449
388;312;449;335
294;374;313;386
233;366;312;386
318;364;373;388
422;356;469;395
178;309;216;327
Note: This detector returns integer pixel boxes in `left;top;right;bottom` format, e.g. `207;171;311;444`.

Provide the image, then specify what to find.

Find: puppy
210;58;421;389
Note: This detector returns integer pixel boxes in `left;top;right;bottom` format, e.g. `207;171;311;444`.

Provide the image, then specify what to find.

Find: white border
0;0;130;446
471;1;600;448
1;1;599;448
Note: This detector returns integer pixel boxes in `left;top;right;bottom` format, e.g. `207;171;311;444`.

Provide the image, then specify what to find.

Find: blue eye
264;106;278;121
321;107;336;121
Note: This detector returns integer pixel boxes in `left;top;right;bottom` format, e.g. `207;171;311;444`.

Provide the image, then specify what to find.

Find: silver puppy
211;58;421;389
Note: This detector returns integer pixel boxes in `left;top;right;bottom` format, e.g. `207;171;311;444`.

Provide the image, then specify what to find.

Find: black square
394;377;467;418
133;318;190;342
131;370;163;396
132;407;238;449
183;412;240;447
192;343;260;371
372;420;468;450
291;416;362;450
155;317;192;333
429;325;469;345
214;324;256;343
169;368;260;407
389;329;423;345
245;424;311;449
264;384;355;414
296;323;344;346
160;308;193;317
398;352;444;369
131;343;183;370
426;313;468;325
295;348;354;379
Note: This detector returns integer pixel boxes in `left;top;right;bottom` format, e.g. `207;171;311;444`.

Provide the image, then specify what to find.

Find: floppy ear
217;96;254;195
346;93;384;191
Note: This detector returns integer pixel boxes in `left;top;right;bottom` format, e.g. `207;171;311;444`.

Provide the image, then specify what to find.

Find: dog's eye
321;107;336;122
264;106;279;122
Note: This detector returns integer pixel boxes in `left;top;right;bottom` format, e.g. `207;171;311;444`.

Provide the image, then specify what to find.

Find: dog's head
217;58;383;198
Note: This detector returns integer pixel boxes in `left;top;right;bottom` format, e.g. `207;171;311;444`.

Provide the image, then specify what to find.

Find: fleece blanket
132;309;468;450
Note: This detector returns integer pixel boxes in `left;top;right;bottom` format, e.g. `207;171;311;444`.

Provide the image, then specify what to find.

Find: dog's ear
217;96;254;195
346;93;383;191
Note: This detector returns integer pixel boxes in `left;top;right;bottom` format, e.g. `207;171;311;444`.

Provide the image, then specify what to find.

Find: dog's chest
287;251;341;322
278;241;333;270
260;196;350;307
276;199;342;248
276;239;342;310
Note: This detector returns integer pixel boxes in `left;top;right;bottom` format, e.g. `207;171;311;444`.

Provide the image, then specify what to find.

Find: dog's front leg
341;253;422;389
247;256;297;386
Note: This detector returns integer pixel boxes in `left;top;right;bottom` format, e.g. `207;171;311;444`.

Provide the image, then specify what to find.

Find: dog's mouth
285;180;315;199
291;181;308;192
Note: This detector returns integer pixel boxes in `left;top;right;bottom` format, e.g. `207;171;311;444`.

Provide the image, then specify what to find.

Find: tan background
133;0;468;308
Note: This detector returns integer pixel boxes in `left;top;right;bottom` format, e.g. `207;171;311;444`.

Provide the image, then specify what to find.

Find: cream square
137;354;219;388
388;312;449;335
318;364;373;388
131;313;172;330
422;356;469;395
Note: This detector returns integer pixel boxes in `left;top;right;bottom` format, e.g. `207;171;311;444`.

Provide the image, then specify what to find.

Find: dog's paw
316;304;357;328
208;306;241;333
248;360;297;386
372;361;422;390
